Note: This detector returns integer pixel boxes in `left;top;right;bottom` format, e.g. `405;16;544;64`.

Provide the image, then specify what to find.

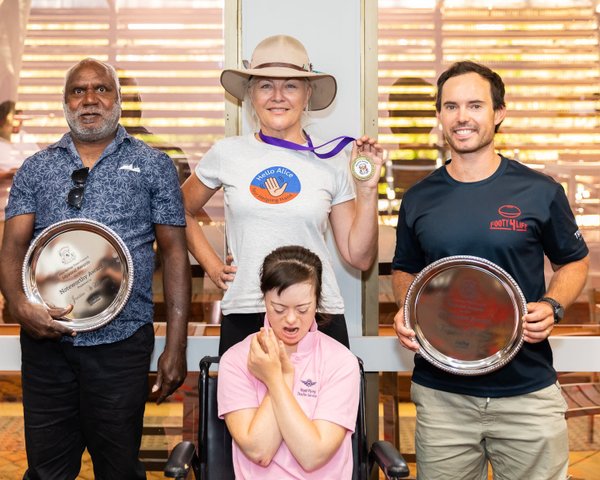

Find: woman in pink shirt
218;245;360;479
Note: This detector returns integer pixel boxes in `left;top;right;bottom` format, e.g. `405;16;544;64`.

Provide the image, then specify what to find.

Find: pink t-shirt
218;319;360;479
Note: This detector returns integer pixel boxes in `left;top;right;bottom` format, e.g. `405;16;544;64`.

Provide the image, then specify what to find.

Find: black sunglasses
67;167;89;209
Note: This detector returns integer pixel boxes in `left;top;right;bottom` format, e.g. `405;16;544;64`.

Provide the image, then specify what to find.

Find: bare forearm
151;225;192;402
0;215;74;338
391;270;415;308
0;245;27;306
545;255;589;308
0;218;31;306
267;378;341;471
161;243;191;353
347;187;379;270
230;395;283;465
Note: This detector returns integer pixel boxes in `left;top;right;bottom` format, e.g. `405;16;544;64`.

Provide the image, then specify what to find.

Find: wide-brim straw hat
220;35;337;111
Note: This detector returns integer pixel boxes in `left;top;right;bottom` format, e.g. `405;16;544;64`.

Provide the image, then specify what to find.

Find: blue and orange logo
250;166;301;204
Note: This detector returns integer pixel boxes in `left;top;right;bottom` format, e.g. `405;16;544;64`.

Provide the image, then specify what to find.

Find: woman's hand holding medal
351;135;383;185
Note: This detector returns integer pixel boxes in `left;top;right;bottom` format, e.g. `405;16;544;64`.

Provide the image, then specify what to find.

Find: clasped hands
248;326;294;388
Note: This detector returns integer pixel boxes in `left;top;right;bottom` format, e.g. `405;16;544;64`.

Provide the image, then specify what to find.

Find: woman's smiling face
250;77;311;140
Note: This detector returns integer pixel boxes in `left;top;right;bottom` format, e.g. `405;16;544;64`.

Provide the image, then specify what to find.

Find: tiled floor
1;401;599;479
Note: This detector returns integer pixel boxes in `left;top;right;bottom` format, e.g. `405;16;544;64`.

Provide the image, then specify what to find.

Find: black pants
20;324;154;480
218;312;349;355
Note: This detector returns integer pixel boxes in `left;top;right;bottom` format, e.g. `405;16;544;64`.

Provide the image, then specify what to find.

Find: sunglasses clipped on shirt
67;167;89;209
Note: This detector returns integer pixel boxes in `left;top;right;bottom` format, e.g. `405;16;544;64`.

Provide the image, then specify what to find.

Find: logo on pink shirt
298;378;318;398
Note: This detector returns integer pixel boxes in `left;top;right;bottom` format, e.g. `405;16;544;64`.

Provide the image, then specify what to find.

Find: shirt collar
263;316;318;357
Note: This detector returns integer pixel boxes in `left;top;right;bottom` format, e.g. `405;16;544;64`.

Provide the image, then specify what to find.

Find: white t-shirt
196;133;355;314
0;138;27;171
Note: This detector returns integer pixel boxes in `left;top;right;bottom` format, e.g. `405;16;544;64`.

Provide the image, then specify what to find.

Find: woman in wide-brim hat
181;34;383;354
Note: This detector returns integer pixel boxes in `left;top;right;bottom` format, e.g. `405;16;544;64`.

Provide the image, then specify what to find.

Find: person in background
218;245;360;479
0;100;29;322
182;34;383;354
392;60;589;480
0;101;27;220
10;108;41;160
0;58;191;479
118;74;190;183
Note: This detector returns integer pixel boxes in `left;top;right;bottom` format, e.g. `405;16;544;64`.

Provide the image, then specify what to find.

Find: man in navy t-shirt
392;61;589;480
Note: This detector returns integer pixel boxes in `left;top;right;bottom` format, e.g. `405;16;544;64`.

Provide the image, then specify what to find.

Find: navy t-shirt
392;155;588;397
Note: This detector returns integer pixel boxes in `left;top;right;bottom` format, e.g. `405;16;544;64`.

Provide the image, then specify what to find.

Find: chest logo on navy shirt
489;205;528;232
249;166;301;204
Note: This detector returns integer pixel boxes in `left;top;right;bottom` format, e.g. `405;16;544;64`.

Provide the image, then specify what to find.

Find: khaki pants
411;382;569;480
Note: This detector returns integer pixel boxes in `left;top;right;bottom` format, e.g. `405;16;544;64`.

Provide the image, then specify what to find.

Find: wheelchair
164;355;409;480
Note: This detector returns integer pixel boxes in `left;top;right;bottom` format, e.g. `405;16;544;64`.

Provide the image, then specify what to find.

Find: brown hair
260;245;323;309
435;61;506;132
0;101;15;127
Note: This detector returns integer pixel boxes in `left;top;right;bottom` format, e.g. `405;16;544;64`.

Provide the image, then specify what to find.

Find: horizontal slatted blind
378;2;600;231
17;2;225;178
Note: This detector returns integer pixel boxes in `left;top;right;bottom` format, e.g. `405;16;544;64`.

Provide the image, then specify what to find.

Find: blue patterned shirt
6;125;186;346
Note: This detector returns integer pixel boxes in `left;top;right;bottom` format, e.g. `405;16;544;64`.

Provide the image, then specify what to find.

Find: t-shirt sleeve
217;346;259;419
195;143;223;190
331;150;356;206
5;158;36;219
312;350;360;432
541;184;589;265
150;152;186;226
392;199;427;273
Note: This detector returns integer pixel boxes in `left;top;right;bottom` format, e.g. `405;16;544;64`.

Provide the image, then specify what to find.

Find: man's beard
64;102;121;142
443;128;494;155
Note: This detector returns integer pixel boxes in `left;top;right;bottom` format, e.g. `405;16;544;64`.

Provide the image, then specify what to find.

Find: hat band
253;62;311;72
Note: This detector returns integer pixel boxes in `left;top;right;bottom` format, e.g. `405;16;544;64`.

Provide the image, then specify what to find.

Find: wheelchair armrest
369;440;410;479
164;440;198;479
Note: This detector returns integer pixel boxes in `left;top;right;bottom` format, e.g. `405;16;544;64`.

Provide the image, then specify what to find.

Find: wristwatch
539;297;564;324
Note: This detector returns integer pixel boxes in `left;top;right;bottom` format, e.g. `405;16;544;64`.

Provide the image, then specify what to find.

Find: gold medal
351;155;375;181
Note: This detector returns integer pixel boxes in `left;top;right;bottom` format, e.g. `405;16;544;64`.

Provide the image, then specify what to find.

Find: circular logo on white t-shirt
249;166;301;204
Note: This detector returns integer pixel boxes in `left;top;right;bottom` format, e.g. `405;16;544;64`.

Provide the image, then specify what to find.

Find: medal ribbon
258;130;355;159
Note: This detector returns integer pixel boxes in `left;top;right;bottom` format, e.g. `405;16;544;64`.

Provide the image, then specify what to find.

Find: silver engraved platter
22;219;134;332
404;255;526;376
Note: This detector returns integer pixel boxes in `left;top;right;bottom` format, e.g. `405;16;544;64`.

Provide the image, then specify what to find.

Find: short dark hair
63;58;121;103
0;101;15;127
260;245;323;309
435;61;505;113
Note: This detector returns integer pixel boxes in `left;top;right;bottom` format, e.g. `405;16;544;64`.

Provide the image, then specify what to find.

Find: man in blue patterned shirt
0;58;191;479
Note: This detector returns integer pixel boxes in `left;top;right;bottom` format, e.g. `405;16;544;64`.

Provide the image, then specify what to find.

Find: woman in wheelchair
217;245;360;479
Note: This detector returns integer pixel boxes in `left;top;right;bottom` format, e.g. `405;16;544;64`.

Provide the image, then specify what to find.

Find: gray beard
63;102;121;142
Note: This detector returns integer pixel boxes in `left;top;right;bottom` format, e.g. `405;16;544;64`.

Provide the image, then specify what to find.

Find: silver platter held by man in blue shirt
22;218;134;332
